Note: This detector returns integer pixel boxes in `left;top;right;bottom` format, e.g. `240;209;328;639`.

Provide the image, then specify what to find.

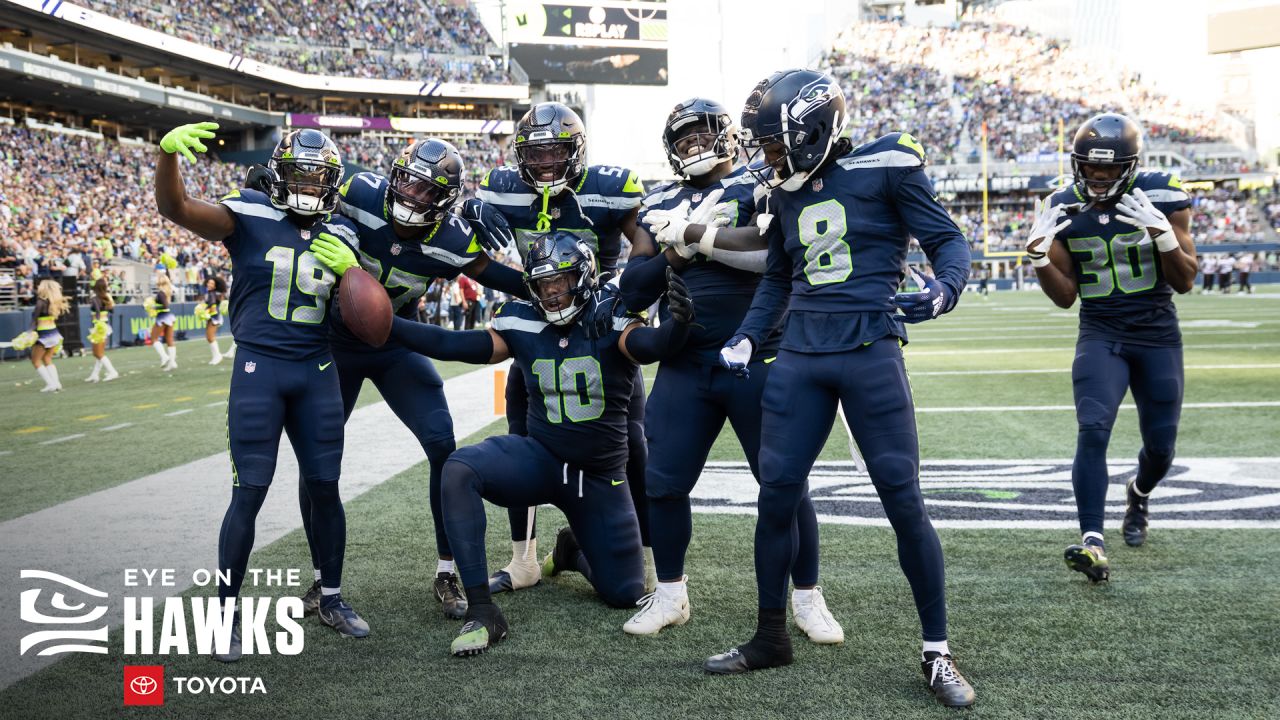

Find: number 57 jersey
1048;171;1191;346
219;188;356;360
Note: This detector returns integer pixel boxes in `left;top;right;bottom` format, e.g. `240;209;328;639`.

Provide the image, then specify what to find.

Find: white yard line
38;434;84;446
917;401;1280;413
99;423;133;432
0;361;509;690
911;364;1280;377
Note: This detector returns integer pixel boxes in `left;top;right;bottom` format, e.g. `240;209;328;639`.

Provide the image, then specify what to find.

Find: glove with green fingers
310;232;358;276
160;122;219;164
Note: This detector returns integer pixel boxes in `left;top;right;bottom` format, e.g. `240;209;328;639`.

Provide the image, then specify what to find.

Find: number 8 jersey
1048;171;1191;346
219;188;359;359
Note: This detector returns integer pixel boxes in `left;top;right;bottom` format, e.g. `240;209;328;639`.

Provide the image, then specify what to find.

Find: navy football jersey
1048;171;1190;347
738;132;971;353
476;165;644;272
333;171;482;349
491;286;641;475
639;165;780;364
218;188;356;360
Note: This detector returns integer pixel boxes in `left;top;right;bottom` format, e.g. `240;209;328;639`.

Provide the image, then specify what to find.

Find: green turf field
2;290;1278;719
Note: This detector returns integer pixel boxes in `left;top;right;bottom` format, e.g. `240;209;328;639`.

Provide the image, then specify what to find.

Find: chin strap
536;186;553;232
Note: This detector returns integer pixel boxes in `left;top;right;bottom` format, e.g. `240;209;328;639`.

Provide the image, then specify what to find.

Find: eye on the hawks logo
691;458;1280;528
18;570;109;656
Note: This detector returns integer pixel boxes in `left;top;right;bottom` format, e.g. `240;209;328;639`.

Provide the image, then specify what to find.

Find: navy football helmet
267;129;343;215
740;69;847;192
524;230;596;326
1071;113;1143;203
513;103;587;196
388;139;463;226
663;97;739;179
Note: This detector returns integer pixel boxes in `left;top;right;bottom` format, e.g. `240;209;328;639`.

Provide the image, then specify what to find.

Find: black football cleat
434;572;468;620
318;596;371;638
703;642;794;675
1064;542;1110;583
541;526;581;577
451;604;509;657
922;652;976;707
301;579;322;616
1122;480;1149;547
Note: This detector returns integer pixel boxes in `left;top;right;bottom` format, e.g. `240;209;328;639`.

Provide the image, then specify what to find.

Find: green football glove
160;122;219;164
310;232;358;276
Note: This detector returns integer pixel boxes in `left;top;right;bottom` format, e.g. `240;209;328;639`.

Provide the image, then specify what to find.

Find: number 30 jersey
738;132;971;353
218;188;355;360
491;285;641;475
332;171;482;351
1048;171;1190;347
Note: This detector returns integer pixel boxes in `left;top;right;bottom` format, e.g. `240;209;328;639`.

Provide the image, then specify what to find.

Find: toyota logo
130;676;158;696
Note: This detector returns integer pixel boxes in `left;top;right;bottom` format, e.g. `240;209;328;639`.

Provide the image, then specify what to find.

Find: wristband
1151;229;1179;253
700;224;720;259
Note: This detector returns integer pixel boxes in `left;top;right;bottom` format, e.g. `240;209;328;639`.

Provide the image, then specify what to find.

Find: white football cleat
792;586;844;644
624;577;690;636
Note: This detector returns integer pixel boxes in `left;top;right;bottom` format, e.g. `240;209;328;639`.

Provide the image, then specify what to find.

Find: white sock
1082;531;1105;546
436;558;455;575
101;356;116;375
321;586;341;596
792;587;815;604
512;539;534;562
1131;482;1151;498
167;345;177;363
48;364;61;387
314;568;322;582
89;359;101;377
658;577;686;592
923;640;950;658
36;365;52;386
209;340;221;359
153;342;169;362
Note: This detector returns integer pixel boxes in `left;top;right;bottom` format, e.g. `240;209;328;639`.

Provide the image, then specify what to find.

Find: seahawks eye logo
788;79;836;122
691;458;1280;528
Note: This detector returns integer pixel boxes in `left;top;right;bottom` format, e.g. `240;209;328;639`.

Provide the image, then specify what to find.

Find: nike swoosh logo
318;362;332;371
611;479;625;486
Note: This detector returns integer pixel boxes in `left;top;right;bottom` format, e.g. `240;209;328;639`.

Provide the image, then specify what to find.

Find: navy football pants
221;348;345;601
504;363;650;547
299;345;457;566
645;358;820;585
755;340;947;641
1072;339;1183;536
442;434;645;608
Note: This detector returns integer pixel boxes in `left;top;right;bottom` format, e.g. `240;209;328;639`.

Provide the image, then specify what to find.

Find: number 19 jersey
1048;171;1191;347
219;188;356;360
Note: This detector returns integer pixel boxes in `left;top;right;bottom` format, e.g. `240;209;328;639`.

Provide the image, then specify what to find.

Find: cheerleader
202;276;227;365
150;271;178;370
31;279;69;392
85;277;120;382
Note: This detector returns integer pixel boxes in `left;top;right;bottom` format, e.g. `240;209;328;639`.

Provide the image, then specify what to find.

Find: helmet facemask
388;165;457;226
524;235;596;326
1071;152;1138;204
271;160;341;215
666;113;737;179
515;138;584;197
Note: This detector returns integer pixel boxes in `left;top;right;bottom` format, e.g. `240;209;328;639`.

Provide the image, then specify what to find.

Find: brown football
338;267;391;347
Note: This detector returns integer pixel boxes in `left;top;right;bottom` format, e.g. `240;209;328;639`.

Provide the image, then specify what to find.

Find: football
338;267;392;347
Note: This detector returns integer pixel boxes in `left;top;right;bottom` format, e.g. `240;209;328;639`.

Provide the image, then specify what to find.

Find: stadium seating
94;0;509;83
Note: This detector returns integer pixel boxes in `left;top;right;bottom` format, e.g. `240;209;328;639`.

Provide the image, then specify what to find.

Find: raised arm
154;123;235;243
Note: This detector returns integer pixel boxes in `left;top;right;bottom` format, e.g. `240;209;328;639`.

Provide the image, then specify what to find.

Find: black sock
738;608;792;667
466;583;492;607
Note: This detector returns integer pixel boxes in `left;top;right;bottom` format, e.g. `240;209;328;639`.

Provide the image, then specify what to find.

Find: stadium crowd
822;18;1239;164
335;134;506;191
92;0;509;83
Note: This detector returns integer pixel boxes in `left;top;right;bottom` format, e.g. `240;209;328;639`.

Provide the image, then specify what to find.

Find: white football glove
643;199;693;255
1115;187;1178;252
1026;197;1071;267
718;333;754;378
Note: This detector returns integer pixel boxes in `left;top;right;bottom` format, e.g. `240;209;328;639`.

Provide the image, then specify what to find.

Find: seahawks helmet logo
788;79;837;122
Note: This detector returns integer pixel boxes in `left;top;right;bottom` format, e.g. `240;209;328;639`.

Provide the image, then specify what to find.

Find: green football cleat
1064;542;1110;583
450;605;509;657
